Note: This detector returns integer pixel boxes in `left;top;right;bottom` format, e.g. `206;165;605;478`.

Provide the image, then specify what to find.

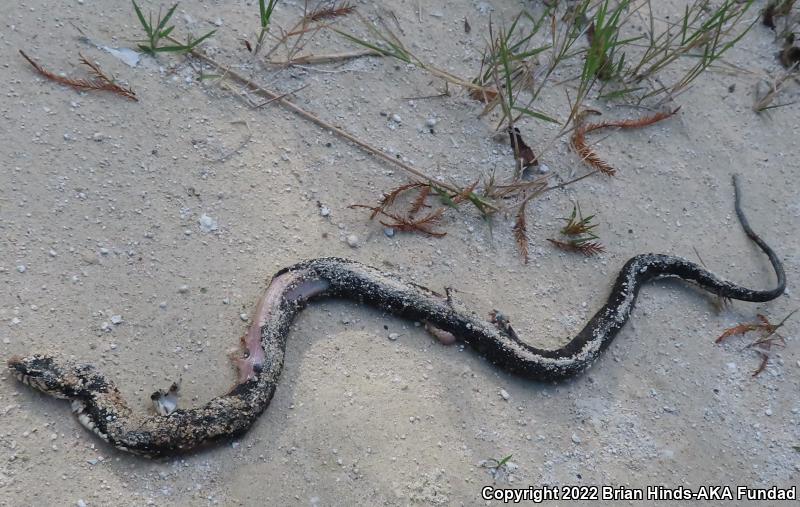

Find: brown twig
571;108;680;176
268;50;380;65
349;204;446;237
409;185;432;216
546;238;605;256
20;50;137;101
513;201;530;264
303;2;356;22
170;38;484;205
582;107;681;133
715;309;797;376
372;182;429;218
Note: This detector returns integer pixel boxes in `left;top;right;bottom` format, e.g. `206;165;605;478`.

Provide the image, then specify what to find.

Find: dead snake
7;175;785;456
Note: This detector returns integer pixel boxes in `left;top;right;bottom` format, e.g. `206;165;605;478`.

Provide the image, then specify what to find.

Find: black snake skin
7;175;785;456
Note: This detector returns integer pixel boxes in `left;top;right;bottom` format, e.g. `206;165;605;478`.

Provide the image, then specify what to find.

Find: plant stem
167;36;492;207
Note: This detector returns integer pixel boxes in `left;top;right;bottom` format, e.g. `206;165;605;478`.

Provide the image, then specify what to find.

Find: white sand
1;1;798;505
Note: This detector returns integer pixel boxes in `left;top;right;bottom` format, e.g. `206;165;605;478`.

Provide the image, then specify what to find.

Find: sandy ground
1;0;798;505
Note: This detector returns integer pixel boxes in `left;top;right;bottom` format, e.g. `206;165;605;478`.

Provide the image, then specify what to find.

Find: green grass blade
157;3;179;35
188;29;216;49
512;106;560;124
160;25;175;38
132;1;152;37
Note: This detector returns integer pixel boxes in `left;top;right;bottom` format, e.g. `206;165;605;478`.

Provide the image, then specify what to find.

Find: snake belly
6;175;785;456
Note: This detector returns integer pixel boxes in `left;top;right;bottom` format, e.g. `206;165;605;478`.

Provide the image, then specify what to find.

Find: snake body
7;176;785;456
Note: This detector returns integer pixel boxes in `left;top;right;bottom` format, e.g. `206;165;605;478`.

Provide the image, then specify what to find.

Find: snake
6;175;785;456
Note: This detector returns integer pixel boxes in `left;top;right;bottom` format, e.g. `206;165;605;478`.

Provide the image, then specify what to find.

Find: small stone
346;234;359;248
198;214;218;233
81;253;98;264
10;317;21;326
388;333;399;341
390;114;402;123
765;408;773;416
499;389;510;401
571;433;582;444
77;500;87;507
50;433;57;440
48;249;57;257
426;117;437;127
110;315;123;325
159;301;167;309
222;297;230;305
383;227;395;238
240;313;249;322
178;285;189;294
99;248;110;255
16;265;26;273
319;206;331;217
100;322;111;332
537;163;550;174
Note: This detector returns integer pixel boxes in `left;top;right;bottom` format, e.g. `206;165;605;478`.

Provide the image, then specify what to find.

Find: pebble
240;313;249;322
383;227;395;238
537;163;550;174
77;500;87;507
16;265;26;273
81;253;98;264
499;389;510;401
388;333;399;341
178;285;189;294
48;249;57;257
319;206;331;217
765;408;772;416
110;315;123;325
425;117;437;128
198;213;218;233
571;433;582;444
390;114;402;123
100;322;111;332
99;248;109;255
346;234;359;248
159;301;167;309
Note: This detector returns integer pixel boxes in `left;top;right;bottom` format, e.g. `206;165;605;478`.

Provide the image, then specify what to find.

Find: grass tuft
132;1;215;55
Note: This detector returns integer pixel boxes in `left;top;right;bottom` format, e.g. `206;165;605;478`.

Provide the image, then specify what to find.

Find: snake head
7;354;110;400
8;354;73;398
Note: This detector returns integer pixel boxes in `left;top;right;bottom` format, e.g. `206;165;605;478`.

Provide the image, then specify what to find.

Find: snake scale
7;175;785;456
